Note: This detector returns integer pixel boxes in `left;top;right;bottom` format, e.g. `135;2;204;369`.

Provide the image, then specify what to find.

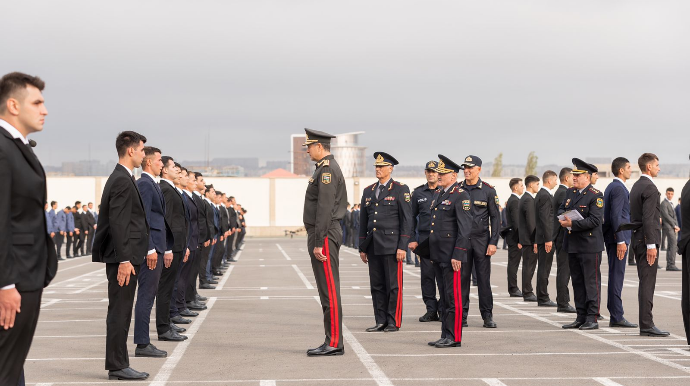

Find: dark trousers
367;253;403;327
662;228;678;266
308;228;343;348
507;243;521;295
629;243;637;265
634;240;659;330
74;232;85;255
569;252;600;323
521;246;538;299
536;244;555;303
461;237;493;320
187;246;205;302
0;289;42;385
555;238;572;307
434;262;462;342
176;249;197;314
65;234;73;257
157;251;183;335
605;243;629;322
134;254;163;345
105;262;140;370
197;244;212;285
420;255;439;313
681;246;690;345
225;234;234;259
238;229;246;245
354;228;360;249
212;238;225;270
86;229;94;254
54;233;64;257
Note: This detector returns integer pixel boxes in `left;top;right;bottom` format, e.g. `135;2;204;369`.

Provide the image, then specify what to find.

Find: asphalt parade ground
25;237;689;386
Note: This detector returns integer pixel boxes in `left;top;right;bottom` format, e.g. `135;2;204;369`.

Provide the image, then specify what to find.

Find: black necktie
131;175;136;184
377;185;385;199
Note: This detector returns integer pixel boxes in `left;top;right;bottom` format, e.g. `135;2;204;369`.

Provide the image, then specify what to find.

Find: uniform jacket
677;180;690;254
184;192;200;251
603;178;631;245
505;194;520;247
629;176;661;247
92;164;150;265
411;182;438;242
459;178;500;245
45;211;55;234
83;209;96;230
73;210;83;232
303;154;348;248
0;126;57;291
553;185;568;247
661;199;678;230
66;211;75;232
518;193;536;246
359;178;413;255
427;182;472;264
160;181;189;253
48;209;58;233
558;184;605;253
56;210;67;232
676;204;682;230
535;188;555;244
192;192;208;244
137;173;173;254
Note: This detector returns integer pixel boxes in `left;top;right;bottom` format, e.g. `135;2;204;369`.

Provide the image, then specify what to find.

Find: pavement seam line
482;379;508;386
292;264;315;289
276;244;292;260
593;378;625;386
148;297;218;386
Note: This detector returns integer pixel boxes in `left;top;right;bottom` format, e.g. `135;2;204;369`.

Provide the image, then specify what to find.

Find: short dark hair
205;184;214;190
143;146;161;157
611;157;629;177
50;201;57;207
229;196;235;201
75;201;81;206
179;167;188;173
524;175;540;187
321;143;331;152
509;178;522;190
0;72;45;113
559;167;572;182
194;172;203;179
667;187;674;193
64;206;71;210
116;131;147;158
542;170;557;182
638;153;658;172
216;191;222;196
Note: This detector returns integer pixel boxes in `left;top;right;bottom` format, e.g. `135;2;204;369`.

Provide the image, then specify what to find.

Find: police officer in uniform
425;155;472;348
459;155;500;328
559;158;605;330
409;161;441;322
303;129;348;356
359;152;413;333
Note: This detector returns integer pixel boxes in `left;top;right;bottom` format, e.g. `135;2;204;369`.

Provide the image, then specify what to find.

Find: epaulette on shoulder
483;181;494;189
588;186;601;194
366;183;377;190
415;183;426;191
393;181;405;186
319;159;330;167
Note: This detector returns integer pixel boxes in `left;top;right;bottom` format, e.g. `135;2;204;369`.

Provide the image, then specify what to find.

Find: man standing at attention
303;128;347;356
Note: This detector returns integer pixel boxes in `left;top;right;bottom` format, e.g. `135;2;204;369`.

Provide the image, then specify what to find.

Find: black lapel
11;137;44;177
375;179;393;203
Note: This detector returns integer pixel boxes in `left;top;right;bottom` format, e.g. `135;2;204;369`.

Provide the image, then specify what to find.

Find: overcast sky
2;1;688;167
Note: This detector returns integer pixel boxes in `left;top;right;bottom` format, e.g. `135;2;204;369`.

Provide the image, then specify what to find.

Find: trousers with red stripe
308;230;344;349
434;262;463;342
367;255;403;328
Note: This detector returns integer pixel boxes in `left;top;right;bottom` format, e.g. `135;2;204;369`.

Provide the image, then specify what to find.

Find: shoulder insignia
596;197;603;208
483;181;494;189
366;183;376;190
404;192;411;202
394;181;405;186
494;195;499;205
322;159;330;167
321;173;332;184
457;188;464;193
589;186;600;194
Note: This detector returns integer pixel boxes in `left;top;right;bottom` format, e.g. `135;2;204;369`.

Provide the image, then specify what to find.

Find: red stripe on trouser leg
454;269;462;342
322;238;335;347
324;236;340;347
396;260;403;328
596;253;600;316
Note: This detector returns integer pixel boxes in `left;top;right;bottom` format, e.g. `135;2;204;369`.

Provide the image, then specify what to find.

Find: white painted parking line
372;351;634;357
668;348;690;356
215;266;235;290
40;299;61;309
259;381;276;386
276;244;292;260
593;378;625;386
50;268;104;286
482;379;508;386
71;278;107;294
292;264;315;289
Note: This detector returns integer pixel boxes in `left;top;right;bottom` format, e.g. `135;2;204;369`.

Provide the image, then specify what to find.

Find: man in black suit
554;168;575;313
73;202;85;257
630;153;669;337
0;72;57;386
157;158;190;340
184;173;209;312
92;131;150;380
678;167;690;345
535;170;558;307
224;196;237;262
83;203;96;255
519;175;540;302
505;178;524;297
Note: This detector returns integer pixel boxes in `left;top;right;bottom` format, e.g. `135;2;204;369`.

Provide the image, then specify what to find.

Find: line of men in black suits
341;203;360;249
91;131;246;380
45;200;98;260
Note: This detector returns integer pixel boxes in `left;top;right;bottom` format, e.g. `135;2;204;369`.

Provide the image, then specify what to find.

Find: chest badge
404;192;411;202
321;173;331;184
462;199;470;211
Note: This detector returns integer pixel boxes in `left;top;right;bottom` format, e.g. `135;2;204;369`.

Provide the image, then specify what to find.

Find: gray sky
3;1;689;167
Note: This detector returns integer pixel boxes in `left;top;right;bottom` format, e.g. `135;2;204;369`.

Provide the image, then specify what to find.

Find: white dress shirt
0;118;29;145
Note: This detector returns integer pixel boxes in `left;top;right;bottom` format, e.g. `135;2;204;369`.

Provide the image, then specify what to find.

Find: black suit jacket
678;179;690;254
92;164;150;265
553;185;568;247
84;210;96;229
192;193;208;244
204;199;218;239
629;176;661;247
518;193;536;246
160;181;189;253
535;188;555;244
0;127;57;291
505;194;520;247
73;210;84;232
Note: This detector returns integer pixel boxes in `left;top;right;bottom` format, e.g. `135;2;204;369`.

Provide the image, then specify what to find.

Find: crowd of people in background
44;201;98;259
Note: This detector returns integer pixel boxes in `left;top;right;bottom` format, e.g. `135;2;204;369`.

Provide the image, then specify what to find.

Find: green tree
491;153;503;177
525;151;538;176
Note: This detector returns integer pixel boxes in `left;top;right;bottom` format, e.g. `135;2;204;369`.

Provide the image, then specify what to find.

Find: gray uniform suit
660;199;678;267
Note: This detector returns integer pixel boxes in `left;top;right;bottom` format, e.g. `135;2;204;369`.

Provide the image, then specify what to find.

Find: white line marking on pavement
668;348;690;356
259;381;276;386
482;379;508;386
35;383;54;386
56;261;93;272
40;299;61;309
72;279;107;294
276;244;292;260
292;264;315;289
51;268;104;286
593;378;625;386
149;297;218;386
342;249;359;256
313;296;393;386
372;351;634;357
215;266;235;290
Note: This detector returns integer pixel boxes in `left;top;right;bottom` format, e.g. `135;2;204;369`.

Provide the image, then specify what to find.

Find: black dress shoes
179;309;198;317
610;319;638;328
562;320;585;329
667;265;681;272
170;323;186;333
213;270;223;276
208;279;219;284
307;343;327;355
108;367;149;380
199;284;216;290
657;265;663;270
628;260;636;266
483;317;497;328
557;304;577;313
640;326;670;337
196;295;208;301
307;345;344;356
171;315;192;324
462;320;468;328
186;301;207;310
58;256;67;261
597;315;605;321
384;325;399;332
135;344;167;358
538;300;557;307
523;294;538;302
434;338;461;348
427;338;443;346
579;321;599;330
509;290;523;298
158;330;187;341
419;311;439;322
366;324;386;332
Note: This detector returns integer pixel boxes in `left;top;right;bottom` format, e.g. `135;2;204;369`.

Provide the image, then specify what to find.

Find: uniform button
373;228;377;231
431;230;434;233
435;208;438;211
376;203;378;206
431;223;434;226
433;215;436;218
373;220;376;223
375;212;377;214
